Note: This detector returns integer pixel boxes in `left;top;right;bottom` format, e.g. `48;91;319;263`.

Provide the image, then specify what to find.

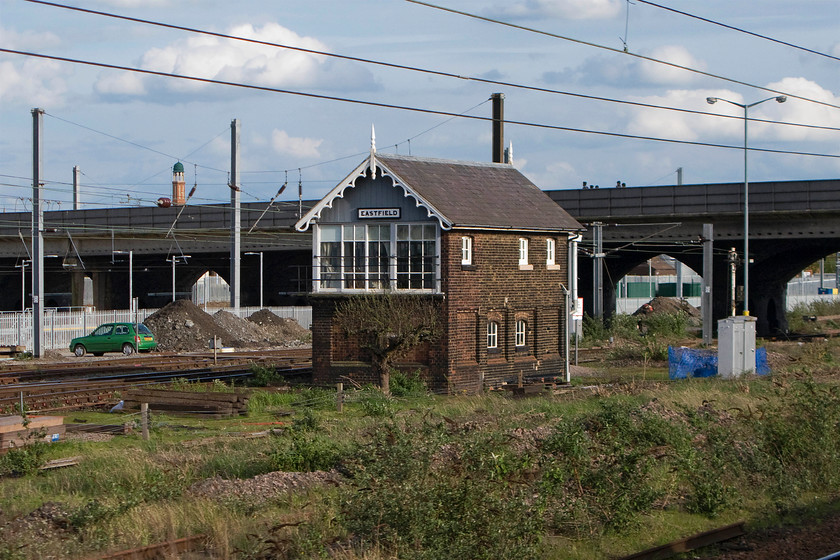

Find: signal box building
295;149;583;393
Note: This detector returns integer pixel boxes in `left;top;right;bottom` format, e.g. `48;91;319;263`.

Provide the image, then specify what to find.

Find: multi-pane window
461;236;472;265
487;321;498;349
546;238;556;266
519;238;529;266
515;319;526;347
319;225;342;289
343;224;366;289
396;224;437;290
317;223;438;291
367;224;390;289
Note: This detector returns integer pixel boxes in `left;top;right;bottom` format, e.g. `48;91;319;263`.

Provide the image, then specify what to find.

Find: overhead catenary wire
635;0;840;63
18;1;840;123
3;50;838;163
405;0;840;111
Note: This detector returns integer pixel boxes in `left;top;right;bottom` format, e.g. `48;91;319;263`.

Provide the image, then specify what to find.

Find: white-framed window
396;224;437;290
546;238;556;266
519;238;529;266
461;236;472;265
515;319;526;347
487;321;498;349
316;222;438;292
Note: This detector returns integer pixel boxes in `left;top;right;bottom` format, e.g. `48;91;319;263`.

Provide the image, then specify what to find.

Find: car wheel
122;343;135;355
73;344;86;357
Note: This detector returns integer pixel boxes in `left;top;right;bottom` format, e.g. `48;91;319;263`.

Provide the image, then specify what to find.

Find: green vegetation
2;335;840;559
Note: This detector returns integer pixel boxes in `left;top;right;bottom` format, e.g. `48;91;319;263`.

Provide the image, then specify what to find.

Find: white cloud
626;78;840;145
492;0;622;20
271;129;323;158
96;22;374;100
638;45;706;85
762;77;840;142
94;72;147;96
0;59;69;107
545;45;706;88
0;26;61;50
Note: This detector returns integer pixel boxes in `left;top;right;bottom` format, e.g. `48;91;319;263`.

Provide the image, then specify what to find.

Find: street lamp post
706;95;786;315
167;255;190;302
245;252;264;309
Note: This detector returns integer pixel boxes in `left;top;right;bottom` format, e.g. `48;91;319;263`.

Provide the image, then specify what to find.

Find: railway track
0;348;311;384
0;349;312;414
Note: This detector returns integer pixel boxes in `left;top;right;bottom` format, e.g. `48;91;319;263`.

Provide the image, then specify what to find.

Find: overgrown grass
787;299;840;333
2;372;840;559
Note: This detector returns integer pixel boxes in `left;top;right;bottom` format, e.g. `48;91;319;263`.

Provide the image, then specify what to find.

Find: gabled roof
295;153;583;232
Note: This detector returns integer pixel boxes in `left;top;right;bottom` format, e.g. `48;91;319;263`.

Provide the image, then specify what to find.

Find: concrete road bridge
0;202;313;310
548;178;840;335
2;178;839;335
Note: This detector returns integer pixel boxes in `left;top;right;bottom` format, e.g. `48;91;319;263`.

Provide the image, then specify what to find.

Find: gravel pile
144;300;231;352
213;309;268;347
189;470;341;504
634;296;702;326
143;300;310;352
247;309;311;346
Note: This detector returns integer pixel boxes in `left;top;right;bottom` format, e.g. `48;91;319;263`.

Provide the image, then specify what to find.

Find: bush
271;431;343;472
248;363;284;387
0;440;48;477
390;369;428;397
638;312;688;339
340;422;543;559
582;313;609;343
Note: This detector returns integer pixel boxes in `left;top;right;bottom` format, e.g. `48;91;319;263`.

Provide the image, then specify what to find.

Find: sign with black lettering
358;208;401;219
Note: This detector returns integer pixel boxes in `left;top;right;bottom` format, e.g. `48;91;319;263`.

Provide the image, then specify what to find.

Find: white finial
504;141;514;165
370;124;377;179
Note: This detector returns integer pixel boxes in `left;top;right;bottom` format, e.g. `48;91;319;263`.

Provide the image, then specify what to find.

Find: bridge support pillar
70;271;91;308
751;280;788;336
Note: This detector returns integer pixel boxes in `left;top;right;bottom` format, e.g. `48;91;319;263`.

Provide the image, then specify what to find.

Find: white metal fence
0;306;312;351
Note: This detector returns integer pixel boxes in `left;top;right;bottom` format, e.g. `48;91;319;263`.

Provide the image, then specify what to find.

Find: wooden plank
92;534;206;559
40;456;82;470
0;415;64;434
618;521;745;560
126;388;249;403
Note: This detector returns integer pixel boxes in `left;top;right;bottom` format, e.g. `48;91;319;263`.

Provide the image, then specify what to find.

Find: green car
70;322;158;357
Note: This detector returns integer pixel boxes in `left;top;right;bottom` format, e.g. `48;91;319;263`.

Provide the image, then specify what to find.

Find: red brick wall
310;229;570;394
441;230;569;390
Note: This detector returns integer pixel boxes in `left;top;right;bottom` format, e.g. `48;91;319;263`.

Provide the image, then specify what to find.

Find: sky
1;0;839;212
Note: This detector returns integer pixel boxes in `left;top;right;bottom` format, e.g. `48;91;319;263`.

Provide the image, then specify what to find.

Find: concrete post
31;108;45;358
702;224;714;346
230;119;241;311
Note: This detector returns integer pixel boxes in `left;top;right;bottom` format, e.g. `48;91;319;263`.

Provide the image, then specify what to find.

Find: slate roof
295;153;583;232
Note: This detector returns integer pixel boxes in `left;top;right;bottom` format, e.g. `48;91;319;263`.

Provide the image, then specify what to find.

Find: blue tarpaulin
669;346;769;379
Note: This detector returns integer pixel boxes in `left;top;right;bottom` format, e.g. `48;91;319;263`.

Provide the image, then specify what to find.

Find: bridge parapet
548;179;840;220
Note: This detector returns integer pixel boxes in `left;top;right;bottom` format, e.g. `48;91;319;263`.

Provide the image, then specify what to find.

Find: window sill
546;264;562;271
461;264;477;271
519;264;534;271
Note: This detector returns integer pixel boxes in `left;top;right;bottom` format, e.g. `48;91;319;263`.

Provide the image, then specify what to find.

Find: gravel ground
698;512;840;559
189;469;342;504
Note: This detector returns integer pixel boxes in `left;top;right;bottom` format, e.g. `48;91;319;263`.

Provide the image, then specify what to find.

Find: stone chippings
189;470;341;504
143;300;310;352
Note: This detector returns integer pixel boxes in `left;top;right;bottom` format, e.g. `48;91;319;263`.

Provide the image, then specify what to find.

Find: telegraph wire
45;112;230;175
405;0;840;111
635;0;840;63
3;49;838;161
20;1;840;128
